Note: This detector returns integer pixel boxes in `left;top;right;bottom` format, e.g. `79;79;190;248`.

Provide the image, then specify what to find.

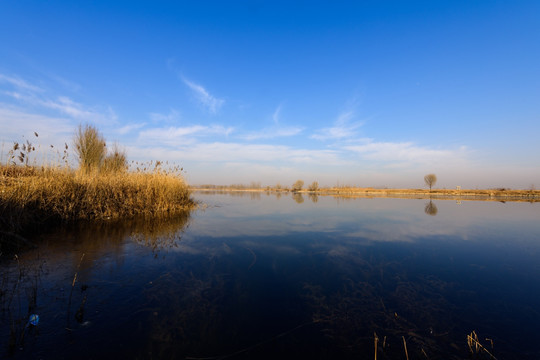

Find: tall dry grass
101;143;128;174
0;164;194;232
0;126;194;234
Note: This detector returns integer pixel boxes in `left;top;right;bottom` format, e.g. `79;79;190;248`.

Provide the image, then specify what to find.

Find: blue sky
1;1;539;188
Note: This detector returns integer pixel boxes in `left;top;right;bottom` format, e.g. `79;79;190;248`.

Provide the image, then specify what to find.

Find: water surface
1;192;540;359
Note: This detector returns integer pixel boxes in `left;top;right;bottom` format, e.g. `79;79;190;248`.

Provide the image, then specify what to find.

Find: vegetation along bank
0;125;195;240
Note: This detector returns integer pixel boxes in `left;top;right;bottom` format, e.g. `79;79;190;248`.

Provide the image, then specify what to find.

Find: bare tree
74;124;106;173
292;179;304;192
424;173;437;191
308;181;319;192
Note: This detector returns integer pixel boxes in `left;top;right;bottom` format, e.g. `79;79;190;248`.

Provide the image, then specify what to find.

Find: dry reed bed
192;186;540;201
318;187;540;202
1;165;195;232
321;187;540;197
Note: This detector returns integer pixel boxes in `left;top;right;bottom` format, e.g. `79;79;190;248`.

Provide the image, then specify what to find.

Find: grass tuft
101;143;128;174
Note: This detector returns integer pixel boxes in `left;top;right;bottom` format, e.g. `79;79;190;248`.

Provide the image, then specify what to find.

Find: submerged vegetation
0;126;194;238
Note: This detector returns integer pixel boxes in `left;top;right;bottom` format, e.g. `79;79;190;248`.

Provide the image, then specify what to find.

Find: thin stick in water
66;253;85;330
402;336;409;360
374;332;378;360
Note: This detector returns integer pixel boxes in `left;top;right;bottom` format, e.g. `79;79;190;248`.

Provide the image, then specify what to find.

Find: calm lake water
2;192;540;359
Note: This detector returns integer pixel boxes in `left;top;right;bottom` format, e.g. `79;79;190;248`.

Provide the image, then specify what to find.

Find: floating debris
28;314;39;326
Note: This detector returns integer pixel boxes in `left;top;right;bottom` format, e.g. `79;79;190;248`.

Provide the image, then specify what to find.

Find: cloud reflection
179;193;540;260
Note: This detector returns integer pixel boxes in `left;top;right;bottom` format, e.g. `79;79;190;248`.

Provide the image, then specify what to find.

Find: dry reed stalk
374;332;378;360
66;253;85;330
72;253;85;287
402;336;409;360
467;331;497;359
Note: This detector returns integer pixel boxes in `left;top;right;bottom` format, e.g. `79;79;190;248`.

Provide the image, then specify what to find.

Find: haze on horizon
1;1;539;189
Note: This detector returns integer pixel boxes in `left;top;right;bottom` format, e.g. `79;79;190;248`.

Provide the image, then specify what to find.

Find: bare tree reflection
293;193;304;204
249;192;261;200
309;193;319;203
424;200;438;216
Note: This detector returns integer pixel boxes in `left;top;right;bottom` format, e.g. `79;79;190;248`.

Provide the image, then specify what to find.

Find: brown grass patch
0;164;195;232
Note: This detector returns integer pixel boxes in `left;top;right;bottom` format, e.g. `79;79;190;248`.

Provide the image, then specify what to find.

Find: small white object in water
28;314;39;326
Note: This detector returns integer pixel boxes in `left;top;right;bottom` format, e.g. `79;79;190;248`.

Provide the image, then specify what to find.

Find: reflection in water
293;193;304;204
424;200;438;216
309;193;319;203
249;192;262;200
128;211;192;250
188;190;264;200
2;194;540;359
0;210;192;355
57;210;192;252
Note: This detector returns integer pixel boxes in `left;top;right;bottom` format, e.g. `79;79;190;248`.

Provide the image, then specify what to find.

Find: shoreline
191;187;540;202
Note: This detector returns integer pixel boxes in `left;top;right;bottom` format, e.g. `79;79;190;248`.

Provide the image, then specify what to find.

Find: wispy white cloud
127;141;342;165
182;78;224;114
344;139;467;166
141;125;210;138
0;73;117;124
39;96;118;124
242;126;303;140
0;73;43;93
0;104;74;145
116;123;146;135
242;105;304;140
43;72;82;93
138;125;233;146
149;108;180;123
311;109;363;141
272;104;282;124
1;91;26;101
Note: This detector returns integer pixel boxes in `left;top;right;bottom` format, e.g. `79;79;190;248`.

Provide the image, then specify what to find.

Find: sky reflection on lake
1;192;539;359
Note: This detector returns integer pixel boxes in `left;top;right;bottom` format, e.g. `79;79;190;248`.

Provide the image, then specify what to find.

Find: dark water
1;192;540;359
